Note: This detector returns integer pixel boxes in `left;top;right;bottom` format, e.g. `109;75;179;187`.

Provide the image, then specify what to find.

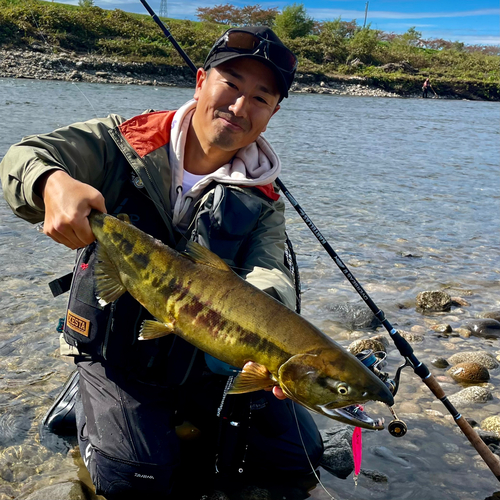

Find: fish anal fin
227;362;276;394
184;241;231;271
139;320;175;340
94;244;127;305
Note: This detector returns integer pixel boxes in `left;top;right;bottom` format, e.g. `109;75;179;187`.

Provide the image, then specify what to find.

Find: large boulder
320;425;355;479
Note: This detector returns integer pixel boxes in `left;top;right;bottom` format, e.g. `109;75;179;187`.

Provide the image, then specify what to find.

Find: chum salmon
89;211;394;429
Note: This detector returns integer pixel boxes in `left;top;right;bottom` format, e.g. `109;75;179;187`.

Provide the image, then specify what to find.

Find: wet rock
478;430;500;446
398;329;424;343
431;324;452;334
431;357;450;369
448;351;499;370
481;416;500;435
347;338;387;355
17;481;89;500
455;327;472;338
466;319;500;339
95;71;109;78
320;425;354;479
327;303;381;330
360;469;388;482
477;311;500;322
447;362;490;384
416;291;452;312
371;334;391;350
447;386;493;406
451;296;470;307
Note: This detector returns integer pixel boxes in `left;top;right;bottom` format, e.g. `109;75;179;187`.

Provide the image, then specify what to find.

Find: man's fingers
272;386;287;400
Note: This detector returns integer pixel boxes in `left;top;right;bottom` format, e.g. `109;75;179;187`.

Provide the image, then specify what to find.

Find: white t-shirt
182;169;206;195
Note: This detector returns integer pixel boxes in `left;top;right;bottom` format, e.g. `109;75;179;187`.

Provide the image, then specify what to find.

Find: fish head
278;349;394;423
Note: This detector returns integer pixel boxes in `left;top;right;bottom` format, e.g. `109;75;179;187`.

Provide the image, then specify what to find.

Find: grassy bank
1;0;499;100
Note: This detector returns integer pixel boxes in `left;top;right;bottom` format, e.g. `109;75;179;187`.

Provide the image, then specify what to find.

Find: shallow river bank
0;79;499;499
2;47;420;99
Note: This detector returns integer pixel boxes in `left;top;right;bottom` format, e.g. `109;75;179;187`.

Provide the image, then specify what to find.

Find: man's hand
268;385;287;400
38;170;107;250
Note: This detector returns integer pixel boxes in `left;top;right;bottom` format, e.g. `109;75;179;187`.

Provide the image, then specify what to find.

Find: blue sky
66;0;499;45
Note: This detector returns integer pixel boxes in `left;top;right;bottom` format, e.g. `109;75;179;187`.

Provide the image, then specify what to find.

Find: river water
0;78;499;500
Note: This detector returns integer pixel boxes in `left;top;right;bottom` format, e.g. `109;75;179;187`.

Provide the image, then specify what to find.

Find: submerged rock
450;296;470;307
431;324;452;334
398;330;424;343
360;469;389;482
416;291;452;312
17;481;89;500
372;446;411;468
448;351;499;370
327;303;382;330
431;357;450;369
477;311;500;322
447;362;490;384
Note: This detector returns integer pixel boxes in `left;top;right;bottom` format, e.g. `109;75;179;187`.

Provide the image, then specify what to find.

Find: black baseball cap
203;26;298;100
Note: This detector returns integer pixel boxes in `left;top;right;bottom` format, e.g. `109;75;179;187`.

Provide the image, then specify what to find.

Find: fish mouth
318;403;386;430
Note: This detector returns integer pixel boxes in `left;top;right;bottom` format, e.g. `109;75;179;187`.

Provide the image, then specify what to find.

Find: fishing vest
52;169;289;385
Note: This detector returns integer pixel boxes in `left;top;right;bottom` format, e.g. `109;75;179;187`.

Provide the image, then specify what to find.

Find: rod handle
423;374;500;480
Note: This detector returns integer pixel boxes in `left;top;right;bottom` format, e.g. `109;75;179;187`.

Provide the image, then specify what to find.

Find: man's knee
82;441;178;499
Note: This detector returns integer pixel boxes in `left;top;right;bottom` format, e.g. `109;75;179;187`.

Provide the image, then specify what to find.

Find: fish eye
338;385;349;395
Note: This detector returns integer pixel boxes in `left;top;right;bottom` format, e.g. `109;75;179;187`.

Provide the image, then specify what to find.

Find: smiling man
0;26;323;499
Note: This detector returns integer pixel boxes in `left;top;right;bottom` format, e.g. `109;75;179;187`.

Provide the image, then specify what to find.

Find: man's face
192;58;281;153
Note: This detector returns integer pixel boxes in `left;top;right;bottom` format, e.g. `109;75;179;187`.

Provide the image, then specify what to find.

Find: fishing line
27;7;98;118
291;403;337;500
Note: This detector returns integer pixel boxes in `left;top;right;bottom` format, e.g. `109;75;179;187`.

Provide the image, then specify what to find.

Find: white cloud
308;7;499;21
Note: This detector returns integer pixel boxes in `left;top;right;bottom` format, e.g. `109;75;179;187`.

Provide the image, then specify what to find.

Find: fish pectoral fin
227;362;276;394
94;245;127;305
183;241;231;271
139;320;175;340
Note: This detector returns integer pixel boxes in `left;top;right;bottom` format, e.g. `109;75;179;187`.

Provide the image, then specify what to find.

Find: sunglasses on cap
211;30;298;74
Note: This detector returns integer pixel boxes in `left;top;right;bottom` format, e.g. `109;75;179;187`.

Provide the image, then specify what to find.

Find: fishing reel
355;349;408;438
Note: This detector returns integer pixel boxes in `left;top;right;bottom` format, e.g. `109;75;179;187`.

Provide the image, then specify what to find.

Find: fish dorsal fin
94;244;127;305
183;241;231;271
227;362;276;394
116;213;131;224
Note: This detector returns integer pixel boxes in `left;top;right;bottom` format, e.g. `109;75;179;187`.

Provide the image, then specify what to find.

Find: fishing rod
140;0;500;481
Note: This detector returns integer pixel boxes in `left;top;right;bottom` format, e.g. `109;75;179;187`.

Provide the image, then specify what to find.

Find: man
0;27;323;499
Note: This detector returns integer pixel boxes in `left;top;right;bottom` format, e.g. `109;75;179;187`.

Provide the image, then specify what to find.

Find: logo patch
66;310;90;337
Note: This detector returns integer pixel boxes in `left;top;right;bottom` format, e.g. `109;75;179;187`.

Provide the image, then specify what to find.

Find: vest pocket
63;243;112;357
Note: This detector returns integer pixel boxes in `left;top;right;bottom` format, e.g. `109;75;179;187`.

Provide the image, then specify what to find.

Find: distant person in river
422;77;436;98
0;27;324;499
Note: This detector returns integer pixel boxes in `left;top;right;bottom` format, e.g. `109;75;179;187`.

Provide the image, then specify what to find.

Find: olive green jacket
0;110;296;309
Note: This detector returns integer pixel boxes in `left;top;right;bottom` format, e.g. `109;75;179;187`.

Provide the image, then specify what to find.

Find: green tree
78;0;95;7
400;26;422;47
273;3;314;39
347;25;379;63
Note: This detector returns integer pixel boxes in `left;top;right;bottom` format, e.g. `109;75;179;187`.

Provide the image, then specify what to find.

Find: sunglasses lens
226;32;260;51
268;44;297;72
222;31;297;74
